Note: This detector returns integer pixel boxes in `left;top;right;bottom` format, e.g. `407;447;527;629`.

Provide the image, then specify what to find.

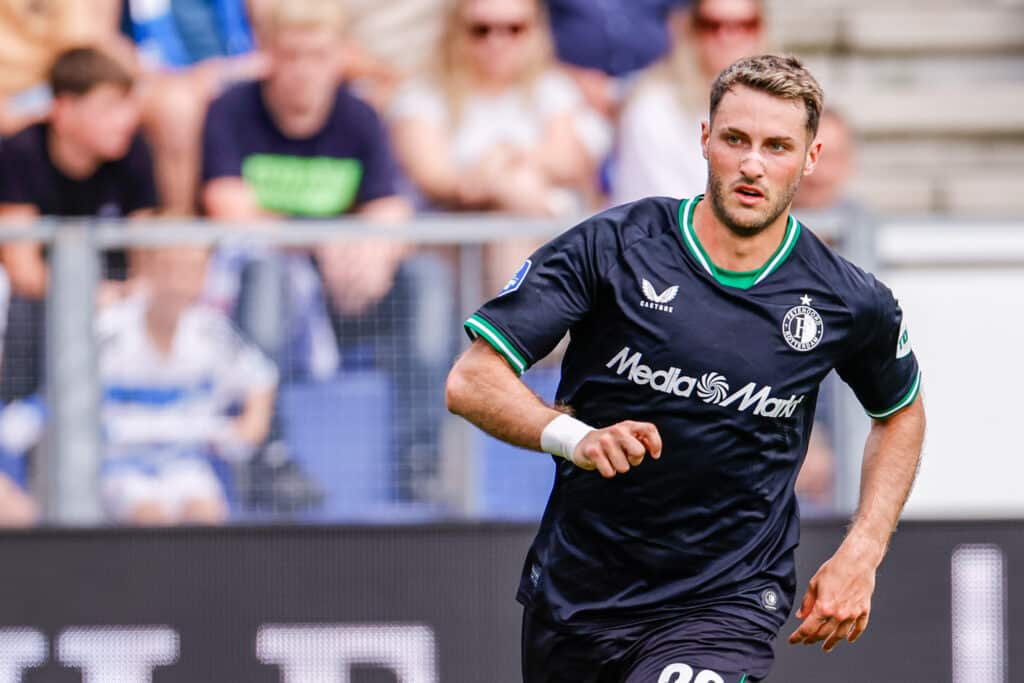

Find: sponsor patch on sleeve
499;259;531;297
896;319;911;359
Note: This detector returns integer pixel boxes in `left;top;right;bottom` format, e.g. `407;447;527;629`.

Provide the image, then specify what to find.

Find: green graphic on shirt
242;154;364;216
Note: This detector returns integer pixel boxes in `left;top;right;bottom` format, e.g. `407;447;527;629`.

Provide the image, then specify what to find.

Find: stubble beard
707;169;801;239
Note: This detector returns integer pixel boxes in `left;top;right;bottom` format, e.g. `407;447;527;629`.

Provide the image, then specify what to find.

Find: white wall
862;221;1024;517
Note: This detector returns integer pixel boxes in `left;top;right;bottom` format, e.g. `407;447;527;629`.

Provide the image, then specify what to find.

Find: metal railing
2;211;866;525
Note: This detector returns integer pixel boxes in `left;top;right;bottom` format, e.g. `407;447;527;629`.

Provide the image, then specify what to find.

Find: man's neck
46;127;100;180
260;83;333;139
692;199;792;273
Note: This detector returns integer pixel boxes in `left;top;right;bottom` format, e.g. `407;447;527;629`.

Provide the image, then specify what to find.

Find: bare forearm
232;388;275;446
845;397;926;565
533;116;592;186
446;340;564;451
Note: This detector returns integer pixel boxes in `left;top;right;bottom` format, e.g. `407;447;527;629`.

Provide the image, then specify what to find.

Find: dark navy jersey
464;195;921;630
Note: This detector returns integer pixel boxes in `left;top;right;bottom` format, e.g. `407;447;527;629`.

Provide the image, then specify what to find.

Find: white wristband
540;414;595;462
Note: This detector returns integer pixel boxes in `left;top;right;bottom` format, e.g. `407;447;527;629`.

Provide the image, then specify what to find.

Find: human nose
739;152;765;180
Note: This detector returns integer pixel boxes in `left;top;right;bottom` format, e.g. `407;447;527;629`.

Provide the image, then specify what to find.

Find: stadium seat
277;371;395;519
477;366;561;520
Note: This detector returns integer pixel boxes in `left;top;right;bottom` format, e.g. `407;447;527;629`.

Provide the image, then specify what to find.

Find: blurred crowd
0;0;857;526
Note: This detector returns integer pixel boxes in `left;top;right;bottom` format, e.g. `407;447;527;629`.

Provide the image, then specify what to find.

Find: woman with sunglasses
391;0;605;214
390;0;609;290
612;0;767;205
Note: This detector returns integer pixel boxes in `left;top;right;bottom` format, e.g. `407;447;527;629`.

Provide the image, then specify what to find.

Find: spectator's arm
358;195;412;223
200;89;275;222
561;64;619;120
231;385;275;447
391;118;490;209
317;194;413;317
532;111;594;187
202;177;276;221
0;204;46;299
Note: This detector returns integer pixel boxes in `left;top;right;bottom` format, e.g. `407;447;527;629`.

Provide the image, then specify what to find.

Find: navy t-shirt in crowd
202;81;398;216
547;0;686;76
465;196;921;634
0;123;158;279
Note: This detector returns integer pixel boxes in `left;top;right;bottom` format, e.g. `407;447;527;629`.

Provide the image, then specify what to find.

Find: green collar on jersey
677;194;802;290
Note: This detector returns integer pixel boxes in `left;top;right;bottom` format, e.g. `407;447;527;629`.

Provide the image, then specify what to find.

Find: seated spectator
390;0;608;292
0;0;133;136
0;46;158;402
391;0;602;216
124;0;268;214
612;0;766;204
202;0;453;504
98;246;276;525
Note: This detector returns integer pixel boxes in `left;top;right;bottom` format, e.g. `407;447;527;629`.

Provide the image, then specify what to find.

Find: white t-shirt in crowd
391;69;610;168
97;295;278;460
612;79;707;205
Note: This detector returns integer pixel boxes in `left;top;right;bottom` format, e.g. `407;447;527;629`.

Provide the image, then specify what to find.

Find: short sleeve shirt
465;195;921;629
202;81;398;216
390;70;584;169
0;123;158;278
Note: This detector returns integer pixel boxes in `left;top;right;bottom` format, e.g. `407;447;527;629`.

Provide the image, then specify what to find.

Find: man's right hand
571;421;662;478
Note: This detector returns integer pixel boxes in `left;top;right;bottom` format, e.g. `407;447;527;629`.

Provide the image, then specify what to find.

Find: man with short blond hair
447;54;925;681
202;0;451;504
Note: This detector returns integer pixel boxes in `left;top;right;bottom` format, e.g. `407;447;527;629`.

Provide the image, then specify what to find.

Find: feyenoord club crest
782;295;823;352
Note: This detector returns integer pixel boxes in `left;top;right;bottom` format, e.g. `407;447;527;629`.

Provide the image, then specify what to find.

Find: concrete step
773;5;1024;54
850;163;1024;215
942;172;1024;216
802;54;1024;90
856;139;1024;172
830;84;1024;136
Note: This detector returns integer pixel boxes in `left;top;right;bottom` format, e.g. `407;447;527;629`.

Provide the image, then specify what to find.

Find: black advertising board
0;521;1018;682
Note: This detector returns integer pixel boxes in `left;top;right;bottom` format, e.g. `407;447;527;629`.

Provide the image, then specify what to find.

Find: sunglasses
465;20;532;40
693;14;762;34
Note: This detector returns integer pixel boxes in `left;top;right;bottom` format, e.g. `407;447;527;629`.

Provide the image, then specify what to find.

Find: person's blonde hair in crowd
252;0;347;40
433;0;555;124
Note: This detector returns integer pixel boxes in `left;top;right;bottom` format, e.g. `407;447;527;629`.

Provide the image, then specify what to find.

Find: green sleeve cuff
866;370;922;419
464;314;528;376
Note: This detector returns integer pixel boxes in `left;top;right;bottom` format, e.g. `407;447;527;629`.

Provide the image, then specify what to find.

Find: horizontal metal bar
1;216;1022;264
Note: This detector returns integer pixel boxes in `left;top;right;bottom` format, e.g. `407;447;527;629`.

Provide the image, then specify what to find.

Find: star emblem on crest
800;294;813;306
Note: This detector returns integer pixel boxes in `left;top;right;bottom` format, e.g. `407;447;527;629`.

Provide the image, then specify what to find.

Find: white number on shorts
657;662;725;683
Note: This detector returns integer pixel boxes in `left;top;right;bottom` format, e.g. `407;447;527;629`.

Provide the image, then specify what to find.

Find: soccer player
446;54;925;682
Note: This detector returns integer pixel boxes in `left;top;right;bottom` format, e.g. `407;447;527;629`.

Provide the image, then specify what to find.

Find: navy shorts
521;600;780;683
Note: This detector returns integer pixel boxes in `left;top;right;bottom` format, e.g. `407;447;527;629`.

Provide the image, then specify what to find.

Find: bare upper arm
448;338;520;395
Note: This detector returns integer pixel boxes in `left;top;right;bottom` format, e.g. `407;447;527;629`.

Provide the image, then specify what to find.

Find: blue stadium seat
477;366;561;520
278;371;394;519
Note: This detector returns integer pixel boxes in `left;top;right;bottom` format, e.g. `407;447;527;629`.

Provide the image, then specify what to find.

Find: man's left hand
787;540;879;652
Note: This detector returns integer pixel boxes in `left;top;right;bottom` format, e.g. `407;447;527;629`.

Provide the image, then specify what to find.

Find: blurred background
0;0;1019;680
